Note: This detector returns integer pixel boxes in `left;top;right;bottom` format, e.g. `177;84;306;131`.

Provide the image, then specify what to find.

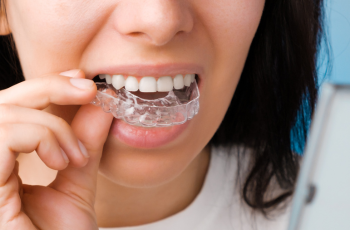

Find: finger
0;170;35;230
10;161;23;198
0;172;21;224
0;123;68;186
0;104;89;167
51;104;113;205
13;161;24;198
0;70;96;110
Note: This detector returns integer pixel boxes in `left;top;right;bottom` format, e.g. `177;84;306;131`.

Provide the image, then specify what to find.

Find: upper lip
86;63;204;79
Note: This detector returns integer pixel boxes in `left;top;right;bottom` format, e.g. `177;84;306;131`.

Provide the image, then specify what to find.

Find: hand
0;70;114;230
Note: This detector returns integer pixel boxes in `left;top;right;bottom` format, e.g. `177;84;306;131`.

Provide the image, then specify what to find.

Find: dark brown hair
0;0;24;89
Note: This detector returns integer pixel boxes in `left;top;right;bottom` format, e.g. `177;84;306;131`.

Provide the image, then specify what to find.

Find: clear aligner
90;80;200;127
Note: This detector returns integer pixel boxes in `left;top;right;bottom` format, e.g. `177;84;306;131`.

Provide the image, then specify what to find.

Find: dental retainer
90;79;200;127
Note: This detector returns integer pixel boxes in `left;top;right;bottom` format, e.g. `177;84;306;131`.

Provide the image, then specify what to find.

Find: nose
114;0;194;46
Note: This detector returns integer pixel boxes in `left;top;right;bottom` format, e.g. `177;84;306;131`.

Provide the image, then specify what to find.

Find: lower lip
110;118;189;148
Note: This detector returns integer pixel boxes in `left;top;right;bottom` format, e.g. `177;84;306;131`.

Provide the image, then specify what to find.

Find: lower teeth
90;81;200;127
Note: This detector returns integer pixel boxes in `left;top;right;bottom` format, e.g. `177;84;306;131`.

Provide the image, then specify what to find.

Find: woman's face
5;0;265;187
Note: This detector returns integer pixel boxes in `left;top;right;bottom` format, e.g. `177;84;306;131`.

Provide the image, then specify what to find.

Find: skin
0;0;265;229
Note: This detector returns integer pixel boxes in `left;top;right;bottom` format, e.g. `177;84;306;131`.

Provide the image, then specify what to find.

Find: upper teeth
99;74;196;92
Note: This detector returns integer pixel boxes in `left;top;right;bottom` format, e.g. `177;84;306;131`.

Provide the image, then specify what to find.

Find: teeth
173;74;185;89
100;74;195;92
99;74;107;80
105;75;112;84
112;75;125;90
139;76;157;92
191;74;195;82
125;76;139;91
184;74;192;87
157;76;173;92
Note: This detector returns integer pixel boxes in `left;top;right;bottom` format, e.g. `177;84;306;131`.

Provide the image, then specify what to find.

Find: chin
98;136;201;188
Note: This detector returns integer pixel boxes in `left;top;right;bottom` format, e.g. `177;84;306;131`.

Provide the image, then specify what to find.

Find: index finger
0;70;96;110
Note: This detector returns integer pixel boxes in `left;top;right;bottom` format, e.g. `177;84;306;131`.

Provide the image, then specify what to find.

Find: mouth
91;73;200;125
89;65;202;148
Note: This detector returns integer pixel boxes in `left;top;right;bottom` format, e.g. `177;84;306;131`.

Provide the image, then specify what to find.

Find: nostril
129;32;143;37
126;31;152;42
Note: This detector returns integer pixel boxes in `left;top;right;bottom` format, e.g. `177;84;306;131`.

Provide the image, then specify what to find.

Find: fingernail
60;69;80;78
60;148;70;163
70;78;94;90
78;140;90;158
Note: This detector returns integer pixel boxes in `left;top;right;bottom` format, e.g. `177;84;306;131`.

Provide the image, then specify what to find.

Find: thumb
51;104;113;204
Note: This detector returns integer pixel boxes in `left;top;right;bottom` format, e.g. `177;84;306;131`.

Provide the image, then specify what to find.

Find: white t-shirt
100;146;291;230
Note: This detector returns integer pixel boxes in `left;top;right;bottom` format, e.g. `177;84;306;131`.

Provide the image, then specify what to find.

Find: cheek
8;0;101;43
6;0;110;78
195;0;265;59
194;0;265;121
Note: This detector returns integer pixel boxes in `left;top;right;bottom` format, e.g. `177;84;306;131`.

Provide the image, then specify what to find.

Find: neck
95;146;210;228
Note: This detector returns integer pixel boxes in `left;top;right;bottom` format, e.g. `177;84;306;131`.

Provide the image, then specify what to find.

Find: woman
0;0;323;229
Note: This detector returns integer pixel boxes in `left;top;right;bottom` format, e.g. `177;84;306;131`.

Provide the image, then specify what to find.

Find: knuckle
55;116;69;129
38;125;53;138
49;114;72;135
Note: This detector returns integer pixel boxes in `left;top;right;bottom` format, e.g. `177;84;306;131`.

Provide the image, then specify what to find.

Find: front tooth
105;75;112;84
184;74;192;87
139;76;157;92
112;75;125;90
157;76;173;92
125;76;139;91
173;74;184;89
